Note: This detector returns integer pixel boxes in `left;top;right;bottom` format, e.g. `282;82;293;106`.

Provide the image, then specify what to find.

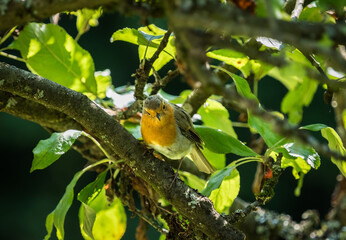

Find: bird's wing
173;105;204;149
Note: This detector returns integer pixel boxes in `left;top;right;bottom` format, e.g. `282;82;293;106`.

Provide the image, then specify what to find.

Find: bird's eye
144;109;151;116
162;104;166;110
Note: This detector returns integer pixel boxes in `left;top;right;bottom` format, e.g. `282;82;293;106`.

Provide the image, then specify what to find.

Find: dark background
0;11;339;240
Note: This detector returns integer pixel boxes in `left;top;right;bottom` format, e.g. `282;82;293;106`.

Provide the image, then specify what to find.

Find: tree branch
0;0;118;32
0;90;81;131
0;62;244;240
169;2;346;73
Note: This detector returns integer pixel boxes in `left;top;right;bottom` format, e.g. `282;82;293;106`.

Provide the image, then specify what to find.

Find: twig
0;51;25;62
228;201;260;224
170;7;346;73
150;68;180;95
133;208;169;235
134;29;173;101
291;0;305;21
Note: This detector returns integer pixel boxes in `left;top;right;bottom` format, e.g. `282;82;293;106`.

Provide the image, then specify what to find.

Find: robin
141;95;215;174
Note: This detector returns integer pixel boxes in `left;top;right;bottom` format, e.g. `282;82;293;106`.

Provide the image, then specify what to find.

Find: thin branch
0;0;120;32
134;29;173;101
291;0;305;21
150;68;180;95
170;4;346;73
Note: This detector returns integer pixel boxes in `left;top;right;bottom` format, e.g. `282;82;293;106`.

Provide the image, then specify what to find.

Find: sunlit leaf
241;59;273;81
80;203;96;240
281;77;318;124
209;168;240;213
11;23;97;96
198;98;237;138
299;7;335;23
281;156;311;179
321;127;346;177
44;211;55;240
31;130;82;172
78;170;108;204
80;189;127;240
180;171;207;192
71;7;103;35
207;49;249;69
255;0;284;18
256;37;282;50
110;28;158;47
194;125;258;156
201;148;226;170
111;25;175;73
95;69;112;99
281;142;320;169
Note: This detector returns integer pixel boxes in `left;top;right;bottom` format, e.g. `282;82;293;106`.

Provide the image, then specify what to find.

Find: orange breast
141;106;177;147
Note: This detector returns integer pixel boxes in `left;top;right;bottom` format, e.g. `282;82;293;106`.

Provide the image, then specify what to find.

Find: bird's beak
156;113;161;121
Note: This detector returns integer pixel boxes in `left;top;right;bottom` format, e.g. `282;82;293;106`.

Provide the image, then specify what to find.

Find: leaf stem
232;122;249;128
0;51;25;62
82;131;113;160
0;26;16;45
81;159;115;174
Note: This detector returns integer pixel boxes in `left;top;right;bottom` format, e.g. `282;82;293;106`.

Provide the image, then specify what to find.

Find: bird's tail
190;146;215;174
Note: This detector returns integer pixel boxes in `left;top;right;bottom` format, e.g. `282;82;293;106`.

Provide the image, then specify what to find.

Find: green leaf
111;25;175;73
73;7;103;34
110;28;157;46
317;0;346;16
31;130;82;172
80;203;96;240
79;189;127;240
268;49;310;90
300;123;328;131
321;127;346;177
202;165;236;196
123;122;142;139
201;148;226;170
95;69;112;99
281;77;318;124
239;59;273;81
78;170;108;204
44;211;55;240
198;98;237;138
11;23;97;96
248;112;284;147
207;49;249;69
194;125;258;156
55;171;83;239
281;156;311;179
256;0;284;18
282;142;320;169
180;171;207;192
138;25;175;73
299;7;335;23
209;168;240;213
230;72;258;101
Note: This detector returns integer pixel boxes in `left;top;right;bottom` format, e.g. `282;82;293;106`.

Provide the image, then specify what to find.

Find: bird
140;95;215;174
